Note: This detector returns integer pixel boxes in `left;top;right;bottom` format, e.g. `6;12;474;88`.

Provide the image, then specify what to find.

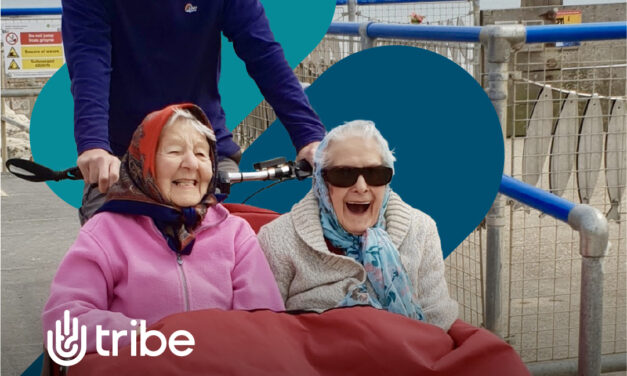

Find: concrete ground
1;173;79;375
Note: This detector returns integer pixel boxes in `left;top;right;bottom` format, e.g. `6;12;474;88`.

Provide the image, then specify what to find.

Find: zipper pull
177;253;183;265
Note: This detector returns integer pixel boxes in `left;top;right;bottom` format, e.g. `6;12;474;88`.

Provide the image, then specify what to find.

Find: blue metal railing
499;174;575;223
526;21;627;43
328;22;482;42
328;21;627;44
1;7;62;16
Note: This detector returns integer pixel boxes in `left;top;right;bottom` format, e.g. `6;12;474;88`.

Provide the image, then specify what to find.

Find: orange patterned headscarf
99;103;218;253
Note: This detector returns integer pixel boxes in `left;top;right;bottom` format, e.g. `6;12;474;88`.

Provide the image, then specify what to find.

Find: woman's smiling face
324;136;386;235
155;119;213;207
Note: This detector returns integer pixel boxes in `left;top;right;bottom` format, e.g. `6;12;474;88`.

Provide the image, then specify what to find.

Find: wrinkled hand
77;148;121;193
295;141;320;168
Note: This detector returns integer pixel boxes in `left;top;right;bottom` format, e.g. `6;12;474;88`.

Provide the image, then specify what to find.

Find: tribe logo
46;310;195;367
184;3;198;13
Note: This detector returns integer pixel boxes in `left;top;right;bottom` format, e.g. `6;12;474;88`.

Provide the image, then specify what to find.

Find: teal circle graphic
30;65;82;208
227;46;504;257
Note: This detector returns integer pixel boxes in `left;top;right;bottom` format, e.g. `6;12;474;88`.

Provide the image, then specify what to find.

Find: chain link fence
232;0;480;149
504;39;626;363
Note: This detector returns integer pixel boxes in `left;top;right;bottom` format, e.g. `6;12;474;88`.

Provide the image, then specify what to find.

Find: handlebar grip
295;160;313;180
65;167;83;180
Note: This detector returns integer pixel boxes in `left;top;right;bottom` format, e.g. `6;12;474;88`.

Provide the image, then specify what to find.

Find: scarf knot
182;207;198;228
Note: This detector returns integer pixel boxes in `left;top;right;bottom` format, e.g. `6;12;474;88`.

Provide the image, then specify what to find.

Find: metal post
347;0;357;53
479;25;525;336
484;194;504;334
347;0;356;21
472;0;481;81
568;205;609;376
1;101;7;172
1;88;41;97
359;22;374;50
1;119;6;172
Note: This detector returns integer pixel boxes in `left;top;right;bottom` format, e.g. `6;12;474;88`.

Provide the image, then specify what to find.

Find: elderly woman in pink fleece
42;104;284;353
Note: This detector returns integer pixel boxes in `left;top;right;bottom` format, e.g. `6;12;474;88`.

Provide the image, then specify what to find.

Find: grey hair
163;108;216;142
314;120;396;171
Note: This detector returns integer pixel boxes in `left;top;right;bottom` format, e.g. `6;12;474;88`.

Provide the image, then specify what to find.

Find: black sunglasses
322;166;393;187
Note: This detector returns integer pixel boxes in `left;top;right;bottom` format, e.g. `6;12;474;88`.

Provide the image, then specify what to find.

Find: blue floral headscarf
312;131;424;321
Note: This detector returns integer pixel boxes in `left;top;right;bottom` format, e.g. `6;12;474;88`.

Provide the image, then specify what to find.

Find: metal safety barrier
321;20;626;375
236;0;480;148
499;175;610;375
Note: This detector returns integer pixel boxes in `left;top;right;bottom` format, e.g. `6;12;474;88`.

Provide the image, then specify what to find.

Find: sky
1;0;625;10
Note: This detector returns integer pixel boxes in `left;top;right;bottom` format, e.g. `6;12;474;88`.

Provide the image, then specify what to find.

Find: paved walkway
1;173;79;375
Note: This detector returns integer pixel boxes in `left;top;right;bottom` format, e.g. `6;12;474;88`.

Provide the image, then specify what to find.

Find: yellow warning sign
22;58;64;70
8;47;19;58
556;10;582;24
8;60;20;69
21;45;63;58
555;10;581;47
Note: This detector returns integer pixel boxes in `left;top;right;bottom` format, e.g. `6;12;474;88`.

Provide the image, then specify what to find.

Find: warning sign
556;10;582;25
556;10;581;47
22;46;63;57
23;58;64;70
8;60;20;70
20;32;62;45
8;47;19;58
3;17;64;78
5;32;18;45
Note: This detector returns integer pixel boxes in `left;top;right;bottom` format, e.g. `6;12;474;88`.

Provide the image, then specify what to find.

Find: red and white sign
5;32;19;45
20;31;62;45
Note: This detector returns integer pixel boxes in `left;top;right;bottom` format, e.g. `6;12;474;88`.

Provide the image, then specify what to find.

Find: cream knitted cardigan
258;190;458;331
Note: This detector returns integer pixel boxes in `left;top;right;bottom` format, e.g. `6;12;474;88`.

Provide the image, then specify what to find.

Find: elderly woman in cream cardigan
258;120;457;330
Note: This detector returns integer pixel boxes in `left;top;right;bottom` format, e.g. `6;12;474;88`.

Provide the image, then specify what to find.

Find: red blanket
69;307;529;376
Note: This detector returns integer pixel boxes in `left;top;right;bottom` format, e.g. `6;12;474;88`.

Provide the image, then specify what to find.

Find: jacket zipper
176;253;190;311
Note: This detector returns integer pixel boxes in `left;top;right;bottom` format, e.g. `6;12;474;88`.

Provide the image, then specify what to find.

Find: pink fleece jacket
42;204;285;352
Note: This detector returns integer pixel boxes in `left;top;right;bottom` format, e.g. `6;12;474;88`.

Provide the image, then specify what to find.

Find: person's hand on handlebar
77;148;121;193
296;141;320;168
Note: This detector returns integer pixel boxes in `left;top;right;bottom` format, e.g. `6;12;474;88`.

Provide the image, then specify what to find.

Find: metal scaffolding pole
479;24;525;336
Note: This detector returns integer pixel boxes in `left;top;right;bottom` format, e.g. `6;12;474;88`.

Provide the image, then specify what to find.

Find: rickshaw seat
222;203;280;233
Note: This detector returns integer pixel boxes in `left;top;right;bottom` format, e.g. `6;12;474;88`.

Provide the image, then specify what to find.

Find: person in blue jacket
61;0;326;224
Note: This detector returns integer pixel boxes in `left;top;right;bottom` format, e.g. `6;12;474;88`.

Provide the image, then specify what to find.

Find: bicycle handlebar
5;157;313;191
5;158;82;182
216;159;312;194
